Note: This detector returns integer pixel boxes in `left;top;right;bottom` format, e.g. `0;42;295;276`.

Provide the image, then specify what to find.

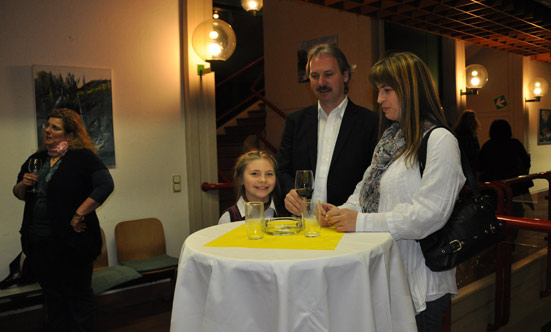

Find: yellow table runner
205;225;344;250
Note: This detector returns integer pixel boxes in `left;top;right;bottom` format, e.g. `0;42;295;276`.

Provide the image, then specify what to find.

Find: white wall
263;0;376;148
0;0;190;277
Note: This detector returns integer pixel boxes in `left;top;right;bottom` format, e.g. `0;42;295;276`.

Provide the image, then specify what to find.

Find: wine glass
27;158;41;193
295;170;314;199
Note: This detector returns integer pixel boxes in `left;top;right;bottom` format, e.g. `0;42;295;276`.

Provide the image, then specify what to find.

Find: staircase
217;105;267;214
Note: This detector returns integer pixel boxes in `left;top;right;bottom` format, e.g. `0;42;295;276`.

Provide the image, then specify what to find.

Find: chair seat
120;254;178;273
91;265;143;295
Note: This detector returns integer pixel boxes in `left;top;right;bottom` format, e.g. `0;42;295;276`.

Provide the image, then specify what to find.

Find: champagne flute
28;158;41;193
295;170;314;199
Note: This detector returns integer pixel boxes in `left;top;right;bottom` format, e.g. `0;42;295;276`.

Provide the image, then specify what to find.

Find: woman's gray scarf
359;122;406;213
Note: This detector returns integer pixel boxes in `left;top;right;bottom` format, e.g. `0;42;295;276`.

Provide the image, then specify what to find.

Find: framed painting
32;65;116;165
297;35;338;83
538;109;551;145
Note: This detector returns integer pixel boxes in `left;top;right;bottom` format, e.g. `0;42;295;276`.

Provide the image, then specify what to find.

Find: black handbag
417;126;506;272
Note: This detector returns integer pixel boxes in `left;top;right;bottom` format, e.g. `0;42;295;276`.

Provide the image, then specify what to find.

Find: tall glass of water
245;201;264;240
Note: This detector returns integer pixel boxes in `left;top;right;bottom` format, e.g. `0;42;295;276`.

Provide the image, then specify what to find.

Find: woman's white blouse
218;196;277;224
341;127;466;314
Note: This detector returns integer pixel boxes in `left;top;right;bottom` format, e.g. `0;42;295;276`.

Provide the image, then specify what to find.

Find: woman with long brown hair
323;52;465;331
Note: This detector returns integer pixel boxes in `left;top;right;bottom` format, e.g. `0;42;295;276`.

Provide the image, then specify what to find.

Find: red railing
485;171;551;331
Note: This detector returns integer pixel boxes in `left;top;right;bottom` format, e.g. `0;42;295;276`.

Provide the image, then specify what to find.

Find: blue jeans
415;293;451;332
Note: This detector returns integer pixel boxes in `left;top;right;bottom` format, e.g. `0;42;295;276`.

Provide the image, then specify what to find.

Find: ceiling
298;0;551;63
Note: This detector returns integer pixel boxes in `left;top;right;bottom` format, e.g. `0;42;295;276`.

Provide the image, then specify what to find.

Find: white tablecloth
170;222;416;332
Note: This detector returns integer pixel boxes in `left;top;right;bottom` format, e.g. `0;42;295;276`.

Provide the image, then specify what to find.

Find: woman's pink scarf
47;141;69;157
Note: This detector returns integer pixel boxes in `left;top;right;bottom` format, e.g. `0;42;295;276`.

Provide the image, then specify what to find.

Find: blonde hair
233;150;278;200
232;150;287;215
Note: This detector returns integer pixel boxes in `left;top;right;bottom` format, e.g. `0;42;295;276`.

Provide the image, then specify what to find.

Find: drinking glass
302;198;322;238
245;201;264;240
27;158;41;193
295;170;314;199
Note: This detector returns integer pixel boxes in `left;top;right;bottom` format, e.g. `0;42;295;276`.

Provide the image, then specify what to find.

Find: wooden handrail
256;132;278;153
216;89;265;124
218;169;231;184
216;56;264;89
250;87;286;120
201;182;234;192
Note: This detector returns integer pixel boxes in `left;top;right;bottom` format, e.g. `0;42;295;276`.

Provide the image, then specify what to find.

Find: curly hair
41;108;97;154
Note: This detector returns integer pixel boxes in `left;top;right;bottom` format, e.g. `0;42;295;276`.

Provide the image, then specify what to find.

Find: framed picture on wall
32;65;116;166
538;109;551;145
297;35;338;83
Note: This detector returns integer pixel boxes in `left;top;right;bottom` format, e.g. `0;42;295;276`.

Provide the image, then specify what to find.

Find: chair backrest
114;218;167;262
93;227;109;271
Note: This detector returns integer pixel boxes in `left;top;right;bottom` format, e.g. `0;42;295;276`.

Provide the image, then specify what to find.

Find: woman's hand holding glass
21;173;39;188
324;204;358;232
26;158;41;193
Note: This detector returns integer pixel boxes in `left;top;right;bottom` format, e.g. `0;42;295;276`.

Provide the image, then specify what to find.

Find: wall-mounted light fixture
525;77;549;102
460;64;488;96
192;18;236;75
241;0;263;15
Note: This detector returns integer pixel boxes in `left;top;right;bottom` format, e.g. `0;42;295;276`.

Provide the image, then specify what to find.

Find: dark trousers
27;234;96;332
415;293;451;332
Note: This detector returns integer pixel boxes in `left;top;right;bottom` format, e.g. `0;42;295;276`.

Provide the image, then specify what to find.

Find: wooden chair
91;227;142;295
114;218;178;297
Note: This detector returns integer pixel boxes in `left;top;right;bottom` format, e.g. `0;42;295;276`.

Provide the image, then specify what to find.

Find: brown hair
369;51;448;166
454;109;480;135
306;43;354;94
41;108;97;154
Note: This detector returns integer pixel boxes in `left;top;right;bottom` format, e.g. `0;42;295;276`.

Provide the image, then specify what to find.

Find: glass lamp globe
192;19;236;61
529;77;549;97
465;64;488;89
241;0;263;14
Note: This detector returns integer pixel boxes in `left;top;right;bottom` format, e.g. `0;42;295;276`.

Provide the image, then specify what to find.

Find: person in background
478;119;533;216
323;52;465;332
277;43;379;216
13;108;114;331
453;109;480;171
219;150;286;223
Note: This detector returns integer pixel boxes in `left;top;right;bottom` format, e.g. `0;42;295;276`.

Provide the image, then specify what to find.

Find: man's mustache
317;86;332;93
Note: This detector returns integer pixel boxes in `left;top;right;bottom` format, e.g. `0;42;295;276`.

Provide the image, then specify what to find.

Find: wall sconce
192;18;236;75
241;0;263;15
460;64;488;95
525;77;549;102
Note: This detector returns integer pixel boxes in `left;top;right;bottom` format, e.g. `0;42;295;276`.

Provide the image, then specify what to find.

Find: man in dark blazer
277;44;379;215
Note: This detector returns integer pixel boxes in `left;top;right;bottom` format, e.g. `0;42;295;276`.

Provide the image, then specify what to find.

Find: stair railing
486;171;551;331
206;57;287;192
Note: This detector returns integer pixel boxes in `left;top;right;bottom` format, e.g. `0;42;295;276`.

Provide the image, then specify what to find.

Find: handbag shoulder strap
418;126;481;197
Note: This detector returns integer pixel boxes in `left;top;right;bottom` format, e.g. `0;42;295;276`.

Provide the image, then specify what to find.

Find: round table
170;222;416;332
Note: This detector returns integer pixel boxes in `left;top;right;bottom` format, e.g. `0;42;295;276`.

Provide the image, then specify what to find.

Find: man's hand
284;189;303;216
